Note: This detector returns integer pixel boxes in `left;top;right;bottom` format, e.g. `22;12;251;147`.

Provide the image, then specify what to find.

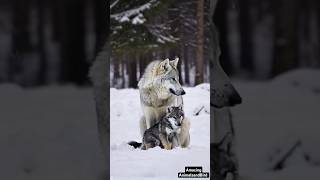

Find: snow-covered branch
110;0;120;9
111;0;158;24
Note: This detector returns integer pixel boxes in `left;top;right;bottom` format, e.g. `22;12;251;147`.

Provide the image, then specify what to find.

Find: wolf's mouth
169;88;177;95
169;88;186;96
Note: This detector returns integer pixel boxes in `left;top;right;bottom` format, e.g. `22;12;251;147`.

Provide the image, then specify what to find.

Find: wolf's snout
169;88;186;96
229;92;242;106
169;88;176;95
181;89;186;95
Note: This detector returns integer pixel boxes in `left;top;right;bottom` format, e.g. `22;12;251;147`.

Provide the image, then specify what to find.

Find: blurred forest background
0;0;108;86
110;0;320;88
0;0;319;88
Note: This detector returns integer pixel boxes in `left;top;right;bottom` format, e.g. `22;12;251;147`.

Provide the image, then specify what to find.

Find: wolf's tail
128;141;142;148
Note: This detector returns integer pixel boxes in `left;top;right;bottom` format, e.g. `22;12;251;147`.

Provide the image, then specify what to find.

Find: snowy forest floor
0;68;320;180
110;84;210;179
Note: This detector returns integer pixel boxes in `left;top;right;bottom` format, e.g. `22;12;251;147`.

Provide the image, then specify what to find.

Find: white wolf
138;58;190;148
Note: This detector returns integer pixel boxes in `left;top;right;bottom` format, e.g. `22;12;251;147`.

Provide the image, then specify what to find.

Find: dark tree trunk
214;0;233;75
112;58;120;86
36;0;47;85
272;0;299;76
195;0;205;85
139;54;148;79
127;57;138;88
94;0;108;53
10;0;31;83
121;58;126;88
183;45;190;85
51;0;61;42
59;0;88;85
239;0;254;73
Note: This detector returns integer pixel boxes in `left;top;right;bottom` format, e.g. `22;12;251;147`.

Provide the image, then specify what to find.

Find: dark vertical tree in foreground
272;0;299;76
36;0;47;85
59;0;88;85
214;0;233;75
239;0;254;74
94;0;108;53
9;0;31;83
195;0;205;85
127;55;138;88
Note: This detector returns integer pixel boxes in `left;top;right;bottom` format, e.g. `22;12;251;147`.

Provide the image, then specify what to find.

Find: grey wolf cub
129;105;184;150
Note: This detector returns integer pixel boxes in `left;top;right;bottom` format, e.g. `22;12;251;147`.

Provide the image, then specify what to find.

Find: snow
0;84;105;180
111;0;157;24
132;14;146;25
232;68;320;179
1;68;320;179
110;84;210;179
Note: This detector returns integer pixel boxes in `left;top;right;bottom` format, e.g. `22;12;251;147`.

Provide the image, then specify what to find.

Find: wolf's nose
229;92;242;106
181;90;186;95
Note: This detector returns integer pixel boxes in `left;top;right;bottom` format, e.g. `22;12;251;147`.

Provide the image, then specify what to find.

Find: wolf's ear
170;57;179;68
160;58;170;70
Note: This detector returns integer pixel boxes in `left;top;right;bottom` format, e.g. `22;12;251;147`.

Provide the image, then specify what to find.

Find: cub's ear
160;58;170;70
170;57;179;68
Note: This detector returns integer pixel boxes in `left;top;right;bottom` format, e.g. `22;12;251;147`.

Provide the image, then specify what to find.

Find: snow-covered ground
110;84;210;179
233;69;320;180
0;68;320;180
0;85;105;180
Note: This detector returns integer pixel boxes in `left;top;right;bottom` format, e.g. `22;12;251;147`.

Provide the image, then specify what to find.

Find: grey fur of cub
128;105;184;150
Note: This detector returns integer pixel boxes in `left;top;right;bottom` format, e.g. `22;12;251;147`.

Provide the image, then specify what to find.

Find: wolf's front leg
139;116;147;137
178;117;191;148
159;134;172;150
170;133;180;148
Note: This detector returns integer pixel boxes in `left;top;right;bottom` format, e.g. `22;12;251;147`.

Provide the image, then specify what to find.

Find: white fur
138;58;190;148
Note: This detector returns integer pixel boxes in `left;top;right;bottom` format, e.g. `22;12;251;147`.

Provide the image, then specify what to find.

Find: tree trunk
127;57;138;88
51;0;61;42
195;0;205;85
272;0;299;76
183;45;190;85
94;0;108;53
214;0;233;75
121;58;126;88
112;58;120;87
239;0;254;74
10;0;31;83
59;0;88;85
36;0;47;85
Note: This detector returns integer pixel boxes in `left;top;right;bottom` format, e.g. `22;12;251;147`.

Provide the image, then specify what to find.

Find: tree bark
239;0;254;74
127;57;138;88
9;0;31;83
112;58;120;87
214;0;233;75
183;45;190;85
272;0;299;76
195;0;205;85
94;0;108;53
59;0;88;85
36;0;47;85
